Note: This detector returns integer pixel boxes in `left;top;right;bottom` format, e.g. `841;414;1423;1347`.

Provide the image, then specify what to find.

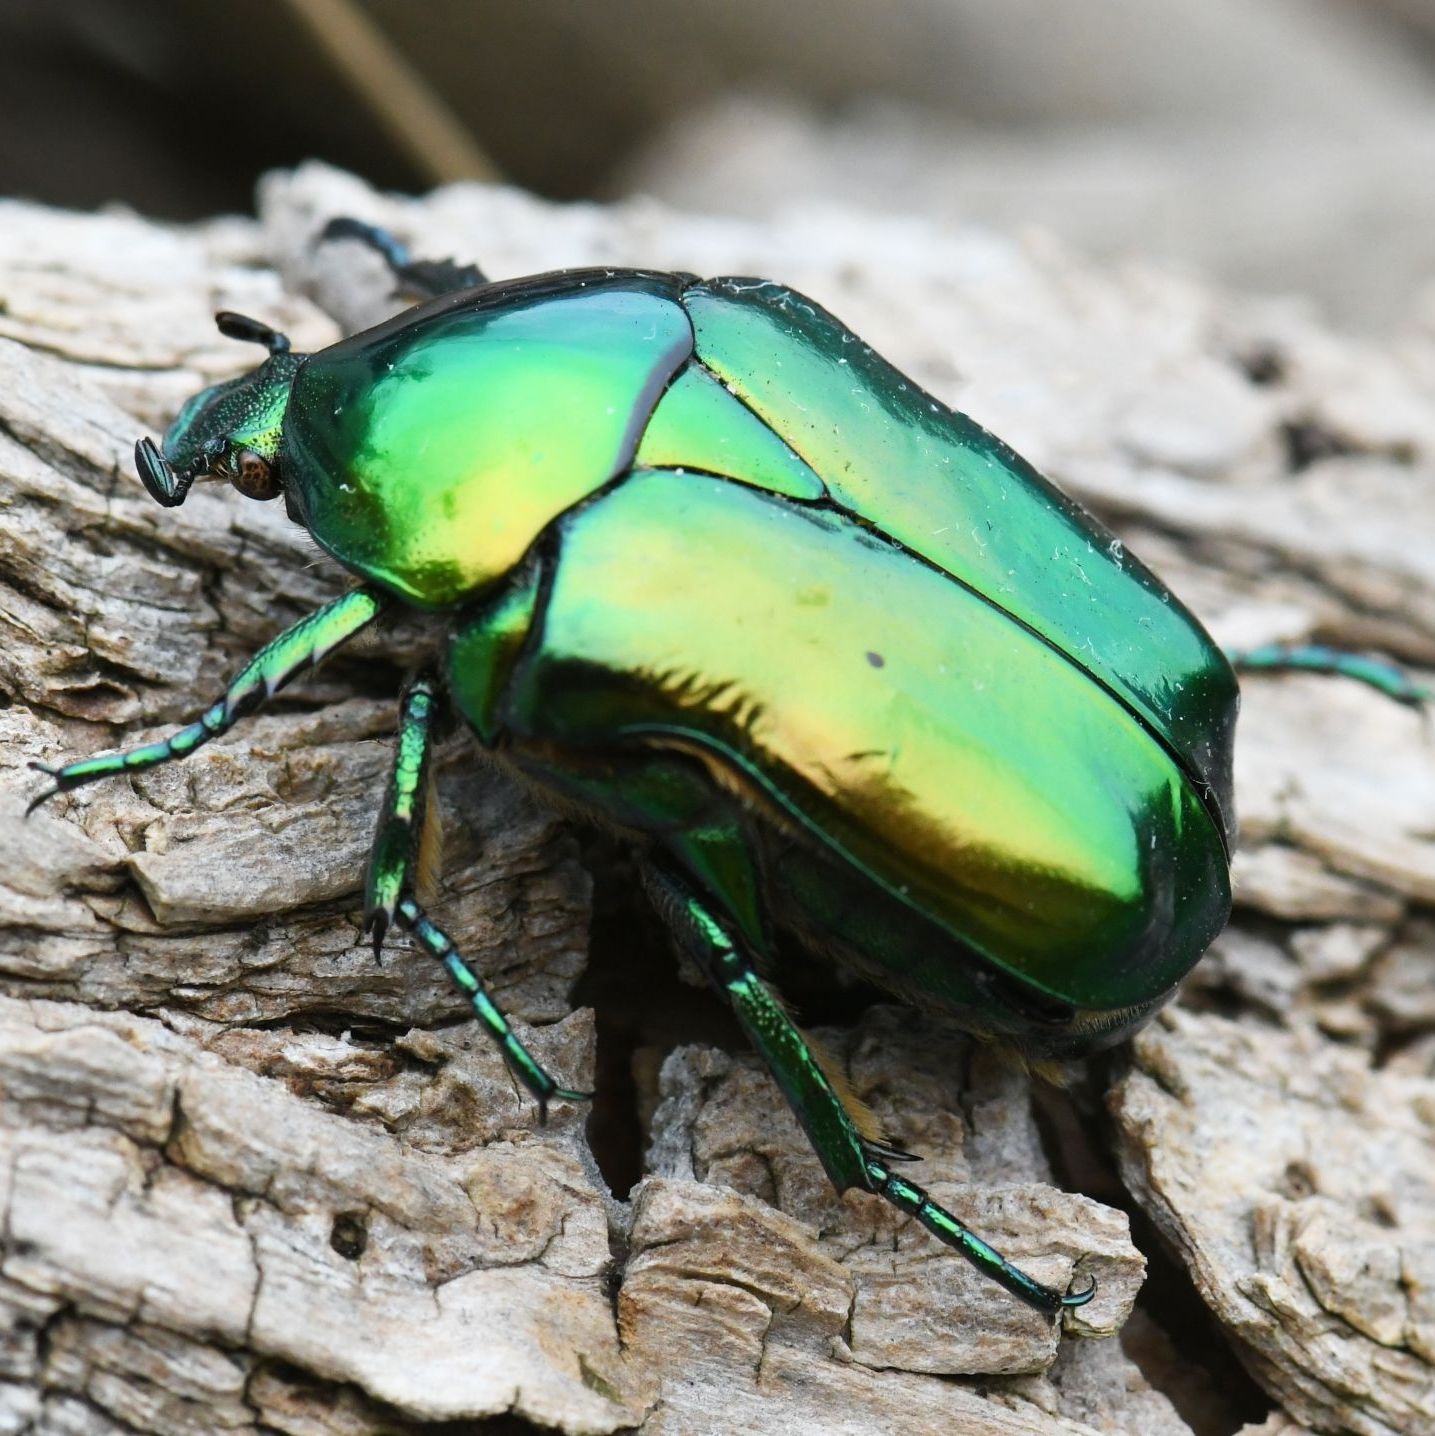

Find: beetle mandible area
1;164;1434;1436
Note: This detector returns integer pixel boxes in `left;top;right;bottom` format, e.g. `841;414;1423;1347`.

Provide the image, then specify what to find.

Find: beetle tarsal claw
865;1136;922;1163
535;1086;593;1126
364;908;390;963
24;762;61;816
1061;1273;1098;1308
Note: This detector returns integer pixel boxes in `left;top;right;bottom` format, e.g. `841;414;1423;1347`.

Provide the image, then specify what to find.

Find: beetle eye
231;449;280;501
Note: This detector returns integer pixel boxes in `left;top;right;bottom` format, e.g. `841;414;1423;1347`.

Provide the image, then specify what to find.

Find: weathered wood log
0;161;1431;1433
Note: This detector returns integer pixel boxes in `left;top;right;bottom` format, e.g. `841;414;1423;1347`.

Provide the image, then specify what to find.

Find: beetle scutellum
30;219;1427;1317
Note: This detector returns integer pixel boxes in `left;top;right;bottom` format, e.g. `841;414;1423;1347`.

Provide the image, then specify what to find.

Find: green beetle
32;220;1416;1318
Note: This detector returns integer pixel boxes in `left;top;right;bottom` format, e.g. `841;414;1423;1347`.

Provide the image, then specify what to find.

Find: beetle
29;218;1425;1319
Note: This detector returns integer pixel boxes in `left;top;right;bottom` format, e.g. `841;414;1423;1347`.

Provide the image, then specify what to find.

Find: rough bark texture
0;163;1432;1433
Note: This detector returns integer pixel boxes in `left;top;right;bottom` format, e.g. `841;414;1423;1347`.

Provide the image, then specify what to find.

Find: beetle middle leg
1226;643;1430;705
644;863;1096;1318
366;668;588;1120
393;896;589;1121
319;217;488;299
365;669;444;958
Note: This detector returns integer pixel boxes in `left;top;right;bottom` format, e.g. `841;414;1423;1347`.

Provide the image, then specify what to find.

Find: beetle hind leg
319;217;488;298
646;863;1094;1317
864;1158;1097;1312
1226;643;1431;706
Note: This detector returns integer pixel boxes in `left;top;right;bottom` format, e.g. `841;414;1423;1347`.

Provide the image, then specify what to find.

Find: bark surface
0;163;1432;1434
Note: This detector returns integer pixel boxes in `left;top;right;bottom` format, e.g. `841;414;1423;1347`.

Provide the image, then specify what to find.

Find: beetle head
135;312;305;508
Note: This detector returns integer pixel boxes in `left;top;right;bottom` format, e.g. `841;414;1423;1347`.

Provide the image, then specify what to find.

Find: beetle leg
645;862;872;1191
1226;643;1431;706
647;864;1095;1317
363;666;584;1117
27;587;387;813
863;1159;1096;1314
393;896;589;1122
319;217;488;298
365;670;444;959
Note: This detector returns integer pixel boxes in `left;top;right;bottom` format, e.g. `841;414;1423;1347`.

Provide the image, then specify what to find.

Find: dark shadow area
0;1;415;217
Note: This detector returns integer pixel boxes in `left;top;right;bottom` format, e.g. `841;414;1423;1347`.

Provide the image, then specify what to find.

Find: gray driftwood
0;163;1432;1434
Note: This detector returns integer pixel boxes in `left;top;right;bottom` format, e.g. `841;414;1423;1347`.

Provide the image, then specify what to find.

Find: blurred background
3;0;1433;330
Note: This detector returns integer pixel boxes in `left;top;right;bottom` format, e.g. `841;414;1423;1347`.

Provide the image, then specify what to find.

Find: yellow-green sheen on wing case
635;362;825;499
685;280;1239;843
498;469;1229;1011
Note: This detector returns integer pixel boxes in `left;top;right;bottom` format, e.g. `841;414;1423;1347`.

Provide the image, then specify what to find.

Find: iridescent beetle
31;220;1424;1316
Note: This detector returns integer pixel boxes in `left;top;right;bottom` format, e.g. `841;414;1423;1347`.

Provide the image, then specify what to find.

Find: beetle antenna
214;310;292;356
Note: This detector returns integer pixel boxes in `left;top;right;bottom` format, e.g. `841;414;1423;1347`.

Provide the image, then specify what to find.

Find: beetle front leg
320;217;488;298
645;865;1095;1318
394;896;589;1121
28;587;387;812
1226;643;1431;705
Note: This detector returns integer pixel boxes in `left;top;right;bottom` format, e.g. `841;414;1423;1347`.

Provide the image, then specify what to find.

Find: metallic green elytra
34;218;1263;1320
